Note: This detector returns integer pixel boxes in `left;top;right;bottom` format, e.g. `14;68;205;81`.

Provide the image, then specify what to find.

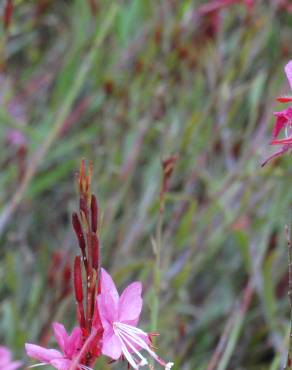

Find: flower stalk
26;159;174;370
285;208;292;370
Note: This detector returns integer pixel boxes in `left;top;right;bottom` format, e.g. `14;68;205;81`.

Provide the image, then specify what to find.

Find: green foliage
0;1;292;369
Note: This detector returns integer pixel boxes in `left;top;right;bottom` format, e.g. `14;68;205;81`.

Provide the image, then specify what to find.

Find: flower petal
273;112;288;138
65;327;82;358
273;107;292;138
97;293;118;330
101;330;122;360
25;343;63;363
285;61;292;91
50;358;72;370
118;282;142;325
98;269;119;325
53;322;68;354
1;361;22;370
0;346;11;366
100;268;119;304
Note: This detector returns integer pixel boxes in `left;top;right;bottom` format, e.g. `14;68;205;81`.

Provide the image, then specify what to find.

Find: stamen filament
28;364;47;368
114;329;139;369
117;322;148;336
118;330;148;365
114;322;173;369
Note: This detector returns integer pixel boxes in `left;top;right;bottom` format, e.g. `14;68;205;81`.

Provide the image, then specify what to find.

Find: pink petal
273;113;288;138
0;346;11;365
25;343;63;363
1;361;22;370
50;358;72;370
53;322;68;354
100;268;119;304
97;292;119;330
65;327;82;359
98;269;119;325
118;282;143;325
285;61;292;91
272;107;292;138
101;330;122;360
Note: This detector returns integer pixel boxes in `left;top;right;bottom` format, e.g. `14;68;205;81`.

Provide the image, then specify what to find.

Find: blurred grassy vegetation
1;1;292;369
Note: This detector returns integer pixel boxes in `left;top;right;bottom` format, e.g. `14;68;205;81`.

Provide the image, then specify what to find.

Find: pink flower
262;61;292;166
271;107;292;141
0;346;22;370
25;323;82;370
276;61;292;103
97;268;173;370
261;108;292;166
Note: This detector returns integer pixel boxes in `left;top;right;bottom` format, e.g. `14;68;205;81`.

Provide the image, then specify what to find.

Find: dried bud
78;159;93;202
92;233;99;270
161;155;178;192
91;194;98;233
72;212;86;254
78;159;86;194
4;0;13;30
160;154;178;212
74;256;83;302
88;0;98;15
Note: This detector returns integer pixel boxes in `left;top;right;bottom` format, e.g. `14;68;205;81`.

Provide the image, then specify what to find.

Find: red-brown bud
74;256;83;303
91;194;98;233
72;212;86;253
62;263;71;284
4;0;13;30
92;233;99;270
79;196;88;218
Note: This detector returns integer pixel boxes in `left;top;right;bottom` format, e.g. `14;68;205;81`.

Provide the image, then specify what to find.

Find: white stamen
114;325;140;369
28;363;47;368
113;322;173;369
79;365;94;370
117;322;148;336
118;330;148;365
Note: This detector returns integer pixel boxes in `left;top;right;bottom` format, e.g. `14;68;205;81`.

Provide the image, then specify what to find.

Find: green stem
285;207;292;370
152;208;163;332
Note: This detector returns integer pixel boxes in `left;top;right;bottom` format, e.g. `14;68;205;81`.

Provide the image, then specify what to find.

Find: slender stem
152;205;163;333
155;211;163;293
285;208;292;370
0;3;119;237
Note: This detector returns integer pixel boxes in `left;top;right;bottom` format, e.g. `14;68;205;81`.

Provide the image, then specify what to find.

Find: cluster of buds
25;160;174;370
71;160;103;363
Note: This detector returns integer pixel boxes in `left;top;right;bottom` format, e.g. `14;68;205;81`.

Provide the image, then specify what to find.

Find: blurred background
1;1;292;369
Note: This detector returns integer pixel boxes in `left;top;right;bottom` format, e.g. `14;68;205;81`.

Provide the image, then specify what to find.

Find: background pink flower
25;323;82;370
0;346;22;370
